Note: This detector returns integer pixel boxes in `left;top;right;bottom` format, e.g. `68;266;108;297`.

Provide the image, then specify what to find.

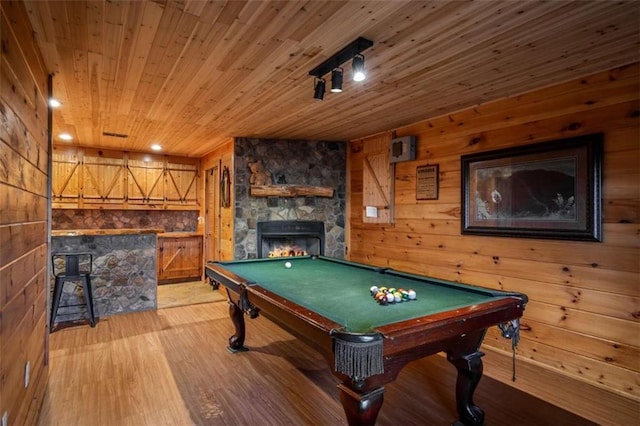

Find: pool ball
284;261;292;269
393;292;402;303
386;293;395;303
408;289;417;299
370;286;379;295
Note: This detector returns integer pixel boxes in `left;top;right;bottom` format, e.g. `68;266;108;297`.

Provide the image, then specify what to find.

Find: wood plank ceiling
24;0;640;157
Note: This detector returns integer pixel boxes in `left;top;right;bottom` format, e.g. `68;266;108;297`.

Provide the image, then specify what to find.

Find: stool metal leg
81;275;96;327
50;277;64;331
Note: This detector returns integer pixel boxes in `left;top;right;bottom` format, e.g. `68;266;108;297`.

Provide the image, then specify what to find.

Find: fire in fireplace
257;221;325;258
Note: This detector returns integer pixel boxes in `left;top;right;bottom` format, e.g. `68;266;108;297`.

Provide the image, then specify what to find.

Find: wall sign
416;164;439;200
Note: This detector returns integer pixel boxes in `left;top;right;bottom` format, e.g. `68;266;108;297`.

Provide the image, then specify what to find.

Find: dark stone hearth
234;138;346;259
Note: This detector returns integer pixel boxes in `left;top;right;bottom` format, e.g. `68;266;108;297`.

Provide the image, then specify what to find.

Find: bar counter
51;228;161;322
52;228;163;237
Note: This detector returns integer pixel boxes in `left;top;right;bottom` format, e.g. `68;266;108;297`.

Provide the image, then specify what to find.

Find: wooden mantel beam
250;185;334;198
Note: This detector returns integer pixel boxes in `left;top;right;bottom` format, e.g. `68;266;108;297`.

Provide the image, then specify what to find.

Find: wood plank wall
347;63;639;425
0;1;50;424
200;140;234;261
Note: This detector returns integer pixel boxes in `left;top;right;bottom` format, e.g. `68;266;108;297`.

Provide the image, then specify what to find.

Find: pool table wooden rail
377;296;525;353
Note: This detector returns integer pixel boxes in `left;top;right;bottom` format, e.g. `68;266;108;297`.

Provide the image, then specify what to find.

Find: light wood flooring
157;280;225;309
38;301;595;426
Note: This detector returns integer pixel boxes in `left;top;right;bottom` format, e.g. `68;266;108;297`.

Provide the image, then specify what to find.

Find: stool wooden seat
51;253;96;331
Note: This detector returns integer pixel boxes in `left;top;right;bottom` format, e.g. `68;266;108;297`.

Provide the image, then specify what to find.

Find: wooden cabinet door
82;148;125;205
165;159;198;206
126;153;164;204
52;146;81;207
158;236;203;283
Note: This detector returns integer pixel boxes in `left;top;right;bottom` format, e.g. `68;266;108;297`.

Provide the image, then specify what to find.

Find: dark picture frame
461;134;603;241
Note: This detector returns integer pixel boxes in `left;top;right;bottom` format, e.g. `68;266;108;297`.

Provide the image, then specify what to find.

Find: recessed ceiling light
49;98;62;108
150;144;162;151
59;133;73;141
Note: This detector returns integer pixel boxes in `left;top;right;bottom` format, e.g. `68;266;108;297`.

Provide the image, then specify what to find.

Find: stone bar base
51;229;158;322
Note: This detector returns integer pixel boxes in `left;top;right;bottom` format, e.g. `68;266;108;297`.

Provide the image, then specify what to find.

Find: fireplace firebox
257;221;325;258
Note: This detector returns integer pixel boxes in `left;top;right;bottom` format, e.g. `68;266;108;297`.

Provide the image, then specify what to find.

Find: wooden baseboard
481;347;638;425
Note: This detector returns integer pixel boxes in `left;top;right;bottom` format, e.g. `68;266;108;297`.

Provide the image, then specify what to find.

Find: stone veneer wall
52;209;198;231
234;138;346;259
51;233;157;322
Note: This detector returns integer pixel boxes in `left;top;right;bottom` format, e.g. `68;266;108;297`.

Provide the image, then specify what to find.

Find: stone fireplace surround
233;138;346;259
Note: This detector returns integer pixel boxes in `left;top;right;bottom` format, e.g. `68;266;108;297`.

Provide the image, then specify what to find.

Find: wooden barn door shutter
165;159;198;206
51;146;81;206
363;134;393;224
82;148;125;205
126;153;164;204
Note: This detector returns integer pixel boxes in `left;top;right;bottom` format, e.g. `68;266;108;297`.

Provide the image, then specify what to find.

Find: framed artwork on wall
461;133;603;241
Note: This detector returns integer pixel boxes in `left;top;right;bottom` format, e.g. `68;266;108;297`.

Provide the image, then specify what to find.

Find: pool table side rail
377;296;526;355
248;285;346;333
206;262;347;360
205;263;252;289
206;263;344;331
247;285;348;361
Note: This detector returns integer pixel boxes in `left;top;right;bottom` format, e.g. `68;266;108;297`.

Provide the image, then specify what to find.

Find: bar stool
50;253;96;331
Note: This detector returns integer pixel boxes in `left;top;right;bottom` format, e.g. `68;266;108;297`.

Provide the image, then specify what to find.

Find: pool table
205;256;527;426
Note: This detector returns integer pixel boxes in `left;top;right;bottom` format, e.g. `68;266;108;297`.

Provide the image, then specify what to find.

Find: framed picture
461;134;603;241
416;164;439;200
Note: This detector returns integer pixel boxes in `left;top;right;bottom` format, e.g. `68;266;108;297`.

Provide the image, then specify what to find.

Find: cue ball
284;261;292;269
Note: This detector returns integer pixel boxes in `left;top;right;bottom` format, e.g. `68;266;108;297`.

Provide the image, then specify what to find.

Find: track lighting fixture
308;37;373;100
331;68;343;93
352;54;366;82
313;78;326;100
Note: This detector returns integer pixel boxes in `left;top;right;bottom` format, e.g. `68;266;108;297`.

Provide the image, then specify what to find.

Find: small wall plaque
416;164;439;200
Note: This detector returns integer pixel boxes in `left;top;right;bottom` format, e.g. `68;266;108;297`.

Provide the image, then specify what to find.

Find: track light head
313;78;326;100
352;54;366;82
331;68;343;93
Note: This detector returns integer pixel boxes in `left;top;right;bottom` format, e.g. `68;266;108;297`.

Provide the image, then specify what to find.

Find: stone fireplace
257;220;325;258
233;138;346;259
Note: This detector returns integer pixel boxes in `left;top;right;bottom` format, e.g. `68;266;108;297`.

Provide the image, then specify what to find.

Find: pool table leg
447;332;486;426
337;384;384;426
227;299;249;353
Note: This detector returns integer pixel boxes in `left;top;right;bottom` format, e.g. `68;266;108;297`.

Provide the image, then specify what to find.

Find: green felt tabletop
216;256;510;333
